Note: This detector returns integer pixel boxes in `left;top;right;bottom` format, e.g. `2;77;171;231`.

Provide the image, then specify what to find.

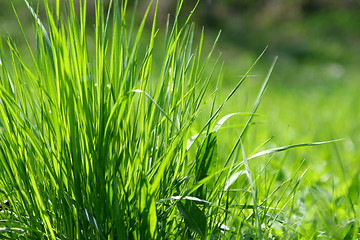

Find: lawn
0;0;359;239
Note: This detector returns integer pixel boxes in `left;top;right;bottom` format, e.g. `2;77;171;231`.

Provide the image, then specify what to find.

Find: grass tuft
0;0;343;239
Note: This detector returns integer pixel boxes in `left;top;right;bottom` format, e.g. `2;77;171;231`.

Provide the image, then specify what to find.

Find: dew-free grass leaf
342;220;358;240
176;199;207;239
248;139;343;160
186;131;206;150
195;132;217;197
212;112;257;133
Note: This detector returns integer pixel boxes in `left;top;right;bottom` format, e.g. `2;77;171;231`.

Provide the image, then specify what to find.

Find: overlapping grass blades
0;0;217;238
0;0;341;239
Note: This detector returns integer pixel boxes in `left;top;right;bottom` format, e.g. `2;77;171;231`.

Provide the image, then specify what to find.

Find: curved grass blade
248;139;343;160
212;112;259;133
176;199;207;239
194;132;217;198
224;170;246;191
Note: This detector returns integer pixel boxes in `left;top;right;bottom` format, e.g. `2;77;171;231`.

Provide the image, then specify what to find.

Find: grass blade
248;139;343;160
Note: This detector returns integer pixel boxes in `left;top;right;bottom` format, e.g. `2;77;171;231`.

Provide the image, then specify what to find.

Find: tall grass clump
0;0;340;239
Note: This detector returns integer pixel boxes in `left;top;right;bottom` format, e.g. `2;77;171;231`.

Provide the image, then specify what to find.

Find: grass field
0;0;359;239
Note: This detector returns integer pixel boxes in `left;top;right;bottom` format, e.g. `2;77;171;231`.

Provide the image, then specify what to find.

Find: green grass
0;0;357;239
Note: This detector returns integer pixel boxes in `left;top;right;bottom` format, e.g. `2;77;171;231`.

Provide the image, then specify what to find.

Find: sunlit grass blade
240;140;263;239
248;139;343;160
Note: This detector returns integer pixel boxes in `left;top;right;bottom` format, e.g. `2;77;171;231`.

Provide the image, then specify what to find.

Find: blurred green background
1;0;360;230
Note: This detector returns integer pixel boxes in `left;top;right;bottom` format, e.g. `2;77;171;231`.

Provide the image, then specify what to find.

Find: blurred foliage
3;0;360;66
